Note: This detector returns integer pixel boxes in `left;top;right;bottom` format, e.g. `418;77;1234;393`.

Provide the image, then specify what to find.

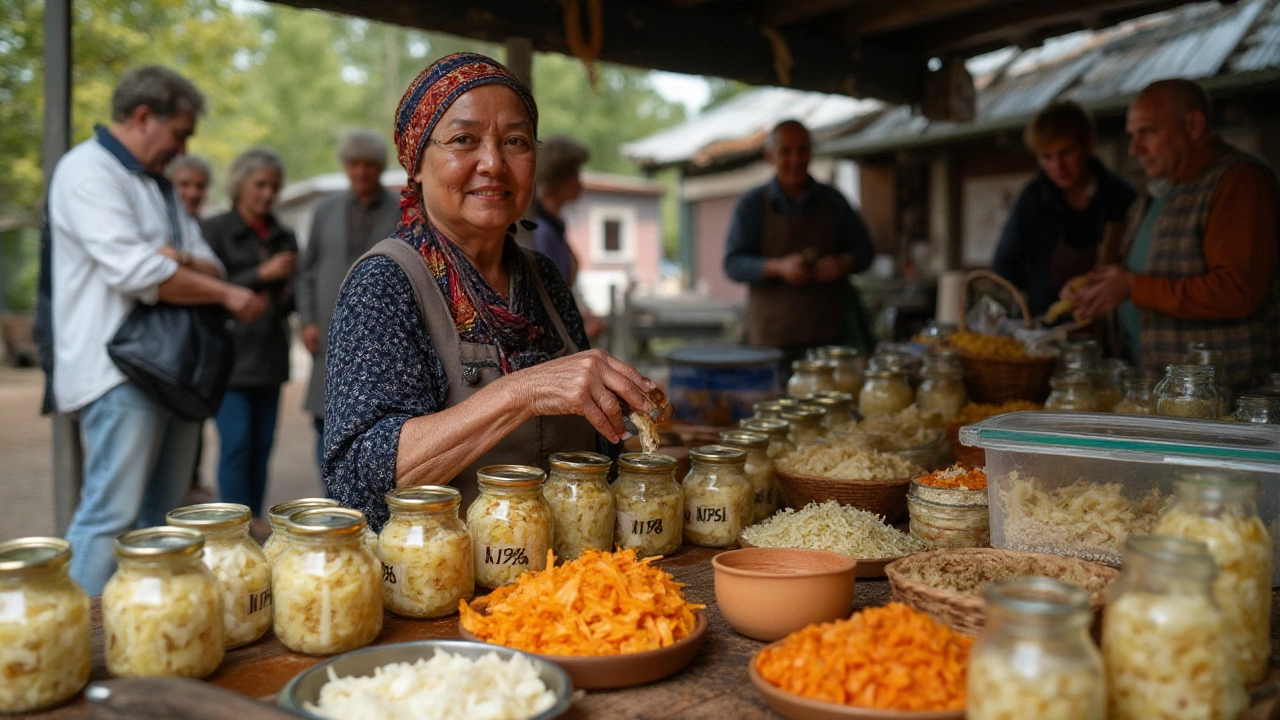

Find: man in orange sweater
1068;79;1280;389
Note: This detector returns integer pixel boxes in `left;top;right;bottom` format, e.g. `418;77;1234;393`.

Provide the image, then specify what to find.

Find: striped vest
1120;140;1280;389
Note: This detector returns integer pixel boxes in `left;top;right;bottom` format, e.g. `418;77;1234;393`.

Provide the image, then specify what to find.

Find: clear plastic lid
959;411;1280;473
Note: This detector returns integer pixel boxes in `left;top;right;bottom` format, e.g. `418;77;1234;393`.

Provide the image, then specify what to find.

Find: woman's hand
495;349;659;443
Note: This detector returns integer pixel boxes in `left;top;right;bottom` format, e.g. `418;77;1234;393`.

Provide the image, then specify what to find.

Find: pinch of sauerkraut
103;568;224;678
0;584;90;712
273;544;382;656
630;411;659;454
379;520;474;618
1103;592;1246;720
682;470;753;548
614;486;683;558
544;478;615;562
468;495;553;589
202;539;272;648
1154;507;1272;685
967;652;1103;720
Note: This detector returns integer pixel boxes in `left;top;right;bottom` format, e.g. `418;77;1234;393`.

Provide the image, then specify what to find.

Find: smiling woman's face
414;84;536;248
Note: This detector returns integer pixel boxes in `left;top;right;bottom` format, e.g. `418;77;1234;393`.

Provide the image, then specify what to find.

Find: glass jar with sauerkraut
379;485;473;619
467;465;554;589
787;360;836;398
103;527;224;678
916;350;967;421
808;391;855;430
968;577;1104;720
780;407;826;448
1153;472;1271;685
1102;535;1246;720
682;445;753;548
751;400;785;421
0;538;89;713
741;418;796;460
274;508;383;656
166;503;272;649
825;346;863;399
719;430;777;523
858;370;914;417
1044;373;1097;412
613;453;683;558
262;497;339;567
543;452;615;562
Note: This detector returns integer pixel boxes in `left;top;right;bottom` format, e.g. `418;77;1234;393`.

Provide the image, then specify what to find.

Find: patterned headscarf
390;53;560;375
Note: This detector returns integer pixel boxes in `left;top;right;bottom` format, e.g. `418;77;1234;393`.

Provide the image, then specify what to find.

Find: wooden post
505;36;534;90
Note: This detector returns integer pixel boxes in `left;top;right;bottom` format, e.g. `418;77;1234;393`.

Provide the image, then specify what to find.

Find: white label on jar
0;591;24;622
617;511;667;540
479;545;532;568
684;500;732;535
244;586;272;616
381;561;411;605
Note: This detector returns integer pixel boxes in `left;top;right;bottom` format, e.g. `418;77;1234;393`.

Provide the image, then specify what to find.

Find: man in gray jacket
297;130;400;470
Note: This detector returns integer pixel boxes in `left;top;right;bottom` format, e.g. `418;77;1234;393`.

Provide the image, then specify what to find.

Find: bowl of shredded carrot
458;548;708;689
750;602;969;719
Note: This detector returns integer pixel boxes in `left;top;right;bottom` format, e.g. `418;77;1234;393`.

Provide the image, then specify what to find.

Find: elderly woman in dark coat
324;53;666;531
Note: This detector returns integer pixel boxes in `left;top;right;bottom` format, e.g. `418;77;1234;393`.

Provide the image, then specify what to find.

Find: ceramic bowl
458;598;708;689
712;547;857;641
749;650;964;720
278;639;572;720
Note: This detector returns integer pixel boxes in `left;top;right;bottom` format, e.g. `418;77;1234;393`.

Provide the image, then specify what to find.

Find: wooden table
17;546;1280;719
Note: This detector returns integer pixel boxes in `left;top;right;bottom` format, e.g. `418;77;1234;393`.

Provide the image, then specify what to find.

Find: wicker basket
956;270;1056;404
774;468;914;520
885;547;1119;637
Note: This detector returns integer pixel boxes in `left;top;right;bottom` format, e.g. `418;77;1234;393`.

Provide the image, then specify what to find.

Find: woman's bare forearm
394;380;531;487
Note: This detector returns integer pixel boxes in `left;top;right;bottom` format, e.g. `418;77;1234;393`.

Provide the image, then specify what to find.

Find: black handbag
107;302;234;421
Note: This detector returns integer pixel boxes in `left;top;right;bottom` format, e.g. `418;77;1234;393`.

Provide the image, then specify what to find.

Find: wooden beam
841;0;1010;37
266;0;925;106
754;0;867;27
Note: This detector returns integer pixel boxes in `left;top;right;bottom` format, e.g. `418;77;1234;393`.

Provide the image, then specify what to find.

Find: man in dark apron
723;120;877;368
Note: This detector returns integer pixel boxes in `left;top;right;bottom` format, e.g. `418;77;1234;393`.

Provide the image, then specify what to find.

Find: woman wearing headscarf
324;53;666;530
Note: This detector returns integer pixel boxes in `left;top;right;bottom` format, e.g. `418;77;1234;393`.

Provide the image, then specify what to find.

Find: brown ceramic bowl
458;598;707;689
749;646;965;720
712;548;857;641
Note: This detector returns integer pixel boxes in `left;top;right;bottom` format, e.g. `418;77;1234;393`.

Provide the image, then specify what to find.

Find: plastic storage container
960;411;1280;575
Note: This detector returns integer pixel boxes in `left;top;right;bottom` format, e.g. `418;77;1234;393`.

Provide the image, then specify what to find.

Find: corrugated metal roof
1233;1;1280;71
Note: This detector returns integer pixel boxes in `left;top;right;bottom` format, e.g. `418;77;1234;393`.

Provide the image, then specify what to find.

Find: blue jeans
214;387;280;517
65;382;201;595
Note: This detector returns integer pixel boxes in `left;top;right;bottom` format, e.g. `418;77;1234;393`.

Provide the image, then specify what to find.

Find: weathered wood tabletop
15;545;1280;720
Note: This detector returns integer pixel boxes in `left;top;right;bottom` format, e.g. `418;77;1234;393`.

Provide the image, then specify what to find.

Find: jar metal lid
781;406;825;421
718;430;769;448
741;419;789;437
774;397;802;408
824;346;860;359
984;576;1089;617
0;537;71;573
791;360;828;372
548;451;611;472
285;507;368;538
114;527;204;560
689;444;747;465
753;400;784;412
814;390;855;402
618;452;677;472
166;502;251;531
386;485;462;511
268;498;339;524
477;464;546;489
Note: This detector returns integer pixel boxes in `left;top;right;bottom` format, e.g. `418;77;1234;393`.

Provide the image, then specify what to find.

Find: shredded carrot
754;603;972;711
459;548;705;656
918;464;988;491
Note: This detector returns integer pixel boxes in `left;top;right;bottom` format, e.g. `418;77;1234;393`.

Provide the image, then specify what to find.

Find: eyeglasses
426;134;542;160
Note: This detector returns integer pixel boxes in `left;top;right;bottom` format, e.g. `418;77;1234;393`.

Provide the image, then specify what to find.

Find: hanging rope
561;0;604;89
760;26;793;87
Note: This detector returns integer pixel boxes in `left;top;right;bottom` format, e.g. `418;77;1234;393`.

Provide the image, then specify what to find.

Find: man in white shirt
49;66;266;594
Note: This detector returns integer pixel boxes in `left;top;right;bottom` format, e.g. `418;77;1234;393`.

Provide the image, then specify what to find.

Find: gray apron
362;238;596;509
747;193;847;348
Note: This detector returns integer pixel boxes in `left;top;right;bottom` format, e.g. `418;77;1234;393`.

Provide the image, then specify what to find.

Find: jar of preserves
467;465;553;588
719;430;777;523
543;451;615;561
1091;358;1128;412
787;360;836;397
774;396;803;411
1154;364;1222;420
907;481;988;549
751;400;784;420
1153;472;1271;685
103;527;223;678
1102;535;1246;720
916;352;967;420
741;418;796;461
1113;372;1158;415
613;453;683;558
0;538;89;713
274;508;382;656
166;503;271;649
682;445;753;548
858;370;914;417
780;407;826;448
825;347;864;399
808;391;855;430
1234;394;1279;424
379;486;473;619
968;577;1104;720
262;497;339;567
1044;373;1097;412
1184;343;1231;416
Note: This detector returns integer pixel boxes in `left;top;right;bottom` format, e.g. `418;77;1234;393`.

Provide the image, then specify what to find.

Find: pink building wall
692;195;746;303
